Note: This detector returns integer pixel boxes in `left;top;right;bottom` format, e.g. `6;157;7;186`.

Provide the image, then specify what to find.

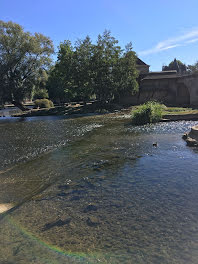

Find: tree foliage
47;30;139;103
187;61;198;74
33;89;49;100
0;20;54;106
162;58;187;74
47;40;74;102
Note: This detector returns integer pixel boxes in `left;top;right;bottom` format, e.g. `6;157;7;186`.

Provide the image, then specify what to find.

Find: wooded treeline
47;32;139;104
0;20;139;108
1;20;198;110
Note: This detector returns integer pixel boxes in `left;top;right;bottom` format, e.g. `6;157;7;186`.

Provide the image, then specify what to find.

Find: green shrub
33;89;49;100
131;101;164;125
34;99;54;109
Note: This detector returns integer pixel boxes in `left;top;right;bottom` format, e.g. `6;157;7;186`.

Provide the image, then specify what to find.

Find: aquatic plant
131;101;164;125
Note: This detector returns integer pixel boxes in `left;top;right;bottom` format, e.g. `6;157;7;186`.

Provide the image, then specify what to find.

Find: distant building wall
120;72;198;107
136;65;149;75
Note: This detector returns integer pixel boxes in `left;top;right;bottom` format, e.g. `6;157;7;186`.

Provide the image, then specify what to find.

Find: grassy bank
130;104;198;123
9;101;198;122
163;107;198;115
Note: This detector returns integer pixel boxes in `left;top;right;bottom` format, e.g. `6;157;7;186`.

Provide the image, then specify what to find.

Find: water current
1;114;198;263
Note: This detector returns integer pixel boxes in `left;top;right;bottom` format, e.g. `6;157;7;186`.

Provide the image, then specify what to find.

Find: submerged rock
70;195;80;201
83;204;98;213
42;218;71;231
86;216;100;227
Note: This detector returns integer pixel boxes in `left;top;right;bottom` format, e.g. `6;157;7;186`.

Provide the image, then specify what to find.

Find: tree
0;20;54;110
187;61;198;74
162;58;187;74
91;30;122;102
47;30;139;105
73;36;94;101
48;37;94;103
113;42;138;102
47;40;75;103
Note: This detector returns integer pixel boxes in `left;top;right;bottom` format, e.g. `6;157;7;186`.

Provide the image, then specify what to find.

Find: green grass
131;101;164;125
163;107;198;115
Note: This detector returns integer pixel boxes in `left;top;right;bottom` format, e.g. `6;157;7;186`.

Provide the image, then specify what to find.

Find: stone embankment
183;125;198;147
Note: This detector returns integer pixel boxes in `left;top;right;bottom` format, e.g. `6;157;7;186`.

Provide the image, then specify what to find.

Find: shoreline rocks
183;125;198;147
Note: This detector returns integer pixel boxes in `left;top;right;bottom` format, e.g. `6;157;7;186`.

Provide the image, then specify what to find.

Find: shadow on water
1;116;198;263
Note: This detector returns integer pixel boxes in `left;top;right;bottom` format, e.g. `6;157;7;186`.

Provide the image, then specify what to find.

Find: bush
34;99;54;109
131;101;164;125
33;89;49;100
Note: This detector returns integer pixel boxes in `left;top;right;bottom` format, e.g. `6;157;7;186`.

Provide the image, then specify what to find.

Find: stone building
136;58;150;75
120;59;198;107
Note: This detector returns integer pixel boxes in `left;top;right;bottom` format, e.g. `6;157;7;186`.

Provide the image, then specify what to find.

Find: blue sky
1;0;198;71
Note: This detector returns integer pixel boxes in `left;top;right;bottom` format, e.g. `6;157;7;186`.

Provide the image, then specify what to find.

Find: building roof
143;70;178;80
149;70;177;75
136;58;149;66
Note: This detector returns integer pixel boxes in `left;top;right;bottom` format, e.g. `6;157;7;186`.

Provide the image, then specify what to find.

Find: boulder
183;125;198;147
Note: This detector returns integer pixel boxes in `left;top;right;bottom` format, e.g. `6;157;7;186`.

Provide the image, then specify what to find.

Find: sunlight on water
1;115;198;263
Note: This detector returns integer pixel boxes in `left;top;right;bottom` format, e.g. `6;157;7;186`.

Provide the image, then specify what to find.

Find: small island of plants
131;101;164;125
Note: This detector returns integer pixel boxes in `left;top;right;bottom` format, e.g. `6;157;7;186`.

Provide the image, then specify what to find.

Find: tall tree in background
47;40;75;103
91;30;122;102
0;20;54;109
113;42;138;102
187;61;198;74
162;58;187;74
73;36;94;101
47;30;139;104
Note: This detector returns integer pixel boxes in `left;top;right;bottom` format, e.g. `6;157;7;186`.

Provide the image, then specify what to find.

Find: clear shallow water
1;115;198;263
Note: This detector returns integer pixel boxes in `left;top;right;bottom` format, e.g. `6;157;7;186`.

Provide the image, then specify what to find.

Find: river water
1;114;198;263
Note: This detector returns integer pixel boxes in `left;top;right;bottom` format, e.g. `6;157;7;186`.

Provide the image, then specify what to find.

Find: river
0;114;198;263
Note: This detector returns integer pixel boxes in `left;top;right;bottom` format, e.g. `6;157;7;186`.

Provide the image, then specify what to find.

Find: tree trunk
12;101;30;111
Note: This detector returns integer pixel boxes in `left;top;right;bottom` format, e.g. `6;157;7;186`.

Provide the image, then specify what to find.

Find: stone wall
120;73;198;107
120;78;177;106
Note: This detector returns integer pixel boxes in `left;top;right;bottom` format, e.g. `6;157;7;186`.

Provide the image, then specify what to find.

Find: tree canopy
0;20;54;108
0;22;139;108
47;30;139;104
162;58;187;74
187;61;198;74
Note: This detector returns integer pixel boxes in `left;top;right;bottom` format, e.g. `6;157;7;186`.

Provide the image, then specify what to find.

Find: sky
1;0;198;71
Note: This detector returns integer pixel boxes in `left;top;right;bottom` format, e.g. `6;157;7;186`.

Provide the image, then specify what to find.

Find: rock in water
83;204;98;213
86;216;100;227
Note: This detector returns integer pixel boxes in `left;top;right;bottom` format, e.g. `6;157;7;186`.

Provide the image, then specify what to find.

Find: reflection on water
1;115;198;263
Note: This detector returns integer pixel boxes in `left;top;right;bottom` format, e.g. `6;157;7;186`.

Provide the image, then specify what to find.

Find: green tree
47;30;139;105
91;30;122;102
33;89;49;100
113;42;138;102
47;40;75;103
0;20;54;110
187;61;198;74
73;36;94;101
162;58;187;74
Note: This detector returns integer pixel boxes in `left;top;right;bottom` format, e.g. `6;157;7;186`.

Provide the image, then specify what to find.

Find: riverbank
10;102;126;118
9;104;198;122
